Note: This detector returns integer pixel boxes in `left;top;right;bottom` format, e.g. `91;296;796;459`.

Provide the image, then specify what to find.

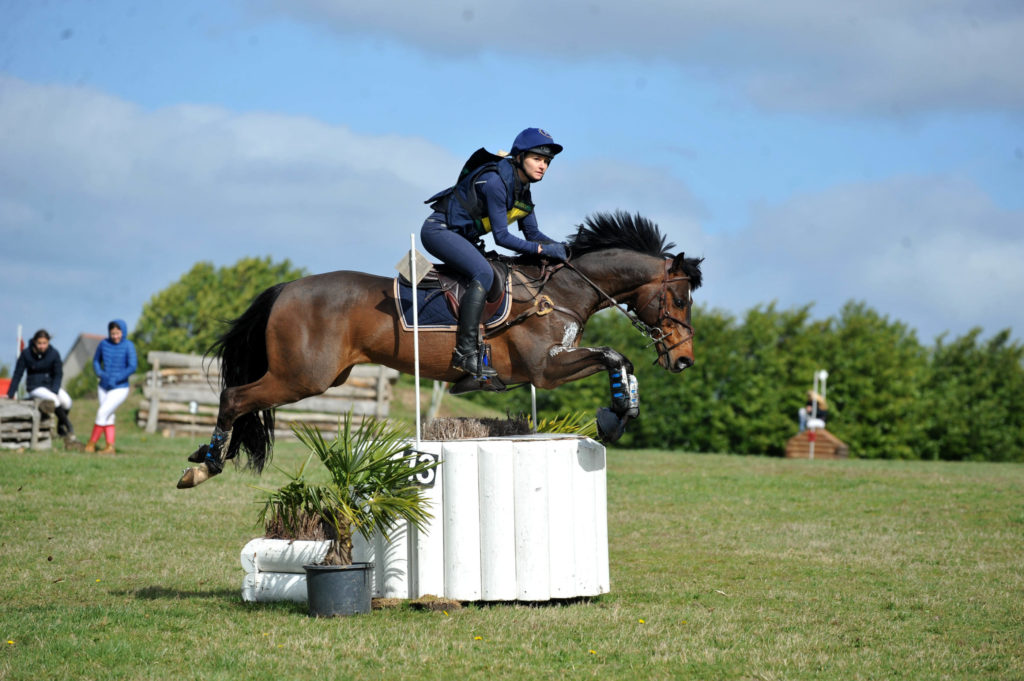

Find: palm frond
256;412;441;565
530;411;599;439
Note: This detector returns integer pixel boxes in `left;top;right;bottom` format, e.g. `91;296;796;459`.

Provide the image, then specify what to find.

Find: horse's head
634;252;704;373
565;211;704;372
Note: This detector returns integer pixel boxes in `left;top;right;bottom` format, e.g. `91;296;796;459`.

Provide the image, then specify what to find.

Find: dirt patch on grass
408;594;463;611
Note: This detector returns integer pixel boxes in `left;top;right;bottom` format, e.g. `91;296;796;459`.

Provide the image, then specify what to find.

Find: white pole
530;384;538;433
811;372;820;421
15;325;23;397
807;369;829;461
809;370;818;460
410;235;422;448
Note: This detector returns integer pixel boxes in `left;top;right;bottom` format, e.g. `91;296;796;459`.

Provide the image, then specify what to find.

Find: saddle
395;259;512;331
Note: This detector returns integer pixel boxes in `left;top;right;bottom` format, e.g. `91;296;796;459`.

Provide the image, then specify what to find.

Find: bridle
564;258;694;365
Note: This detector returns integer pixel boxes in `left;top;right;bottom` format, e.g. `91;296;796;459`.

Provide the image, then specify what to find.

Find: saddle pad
394;274;512;332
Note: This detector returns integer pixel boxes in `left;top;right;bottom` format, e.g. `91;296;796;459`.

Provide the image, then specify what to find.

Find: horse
176;211;703;488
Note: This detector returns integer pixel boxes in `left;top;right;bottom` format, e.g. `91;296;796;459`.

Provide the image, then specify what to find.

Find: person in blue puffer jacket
84;319;137;453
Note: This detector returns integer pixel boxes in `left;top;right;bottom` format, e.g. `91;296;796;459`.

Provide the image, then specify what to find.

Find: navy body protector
425;150;534;241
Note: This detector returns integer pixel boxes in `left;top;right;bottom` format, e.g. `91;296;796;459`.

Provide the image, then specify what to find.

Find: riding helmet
510;128;563;159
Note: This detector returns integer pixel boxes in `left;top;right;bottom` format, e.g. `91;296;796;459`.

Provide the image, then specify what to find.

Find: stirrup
452;350;497;378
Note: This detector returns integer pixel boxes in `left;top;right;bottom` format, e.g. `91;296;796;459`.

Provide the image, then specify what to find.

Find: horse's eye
674;297;687;307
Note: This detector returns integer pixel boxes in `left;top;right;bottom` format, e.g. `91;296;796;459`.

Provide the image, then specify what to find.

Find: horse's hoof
176;464;210;489
596;408;626;443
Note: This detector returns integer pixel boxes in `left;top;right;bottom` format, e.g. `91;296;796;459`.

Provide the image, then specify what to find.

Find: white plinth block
241;435;608;602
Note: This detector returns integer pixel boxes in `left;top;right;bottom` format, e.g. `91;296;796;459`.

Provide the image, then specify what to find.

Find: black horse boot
452;280;498;378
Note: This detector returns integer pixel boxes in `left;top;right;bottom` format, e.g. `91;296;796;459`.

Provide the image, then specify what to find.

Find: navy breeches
421;215;495;291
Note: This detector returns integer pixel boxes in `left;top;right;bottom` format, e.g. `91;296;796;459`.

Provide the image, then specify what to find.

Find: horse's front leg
592;352;639;444
533;344;639;443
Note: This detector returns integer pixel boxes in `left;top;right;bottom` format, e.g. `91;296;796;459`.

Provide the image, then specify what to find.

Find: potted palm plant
257;413;439;617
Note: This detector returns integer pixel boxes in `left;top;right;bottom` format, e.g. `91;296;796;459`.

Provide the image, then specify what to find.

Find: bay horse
177;211;703;488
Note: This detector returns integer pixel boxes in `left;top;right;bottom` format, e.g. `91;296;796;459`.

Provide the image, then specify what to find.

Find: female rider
421;128;568;378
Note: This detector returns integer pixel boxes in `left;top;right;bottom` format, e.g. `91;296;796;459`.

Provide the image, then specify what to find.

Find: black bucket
304;562;374;617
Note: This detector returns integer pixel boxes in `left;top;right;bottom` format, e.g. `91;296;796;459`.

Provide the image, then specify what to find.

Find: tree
921;328;1024;462
133;256;308;366
817;301;929;459
612;304;739;452
428;293;1024;461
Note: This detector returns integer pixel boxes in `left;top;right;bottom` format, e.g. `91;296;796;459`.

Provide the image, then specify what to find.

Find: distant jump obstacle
785;368;849;459
785;429;849;459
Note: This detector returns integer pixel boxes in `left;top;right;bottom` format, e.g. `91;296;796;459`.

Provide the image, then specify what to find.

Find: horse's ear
669;252;687;273
670;253;704;289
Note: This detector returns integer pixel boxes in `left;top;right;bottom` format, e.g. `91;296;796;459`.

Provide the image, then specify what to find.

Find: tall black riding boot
452;281;498;377
55;406;81;448
54;405;70;432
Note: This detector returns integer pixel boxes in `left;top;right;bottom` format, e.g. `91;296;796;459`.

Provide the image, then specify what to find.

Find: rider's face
109;326;123;344
519;153;551;182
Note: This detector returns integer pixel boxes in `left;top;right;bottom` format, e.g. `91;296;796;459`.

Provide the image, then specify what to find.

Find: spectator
84;319;137;454
798;390;829;432
2;329;79;446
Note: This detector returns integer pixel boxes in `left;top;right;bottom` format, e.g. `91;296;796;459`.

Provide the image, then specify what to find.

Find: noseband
565;258;694;365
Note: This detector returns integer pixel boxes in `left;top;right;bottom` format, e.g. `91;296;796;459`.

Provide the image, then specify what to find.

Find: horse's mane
567;211;703;288
568;211;675;258
505;211;703;289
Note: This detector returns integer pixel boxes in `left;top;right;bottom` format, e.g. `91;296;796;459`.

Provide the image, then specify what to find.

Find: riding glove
540;242;568;261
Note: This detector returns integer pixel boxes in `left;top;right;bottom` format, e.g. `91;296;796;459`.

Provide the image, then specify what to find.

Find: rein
483;262;581;338
563;259;694;364
486;255;694;365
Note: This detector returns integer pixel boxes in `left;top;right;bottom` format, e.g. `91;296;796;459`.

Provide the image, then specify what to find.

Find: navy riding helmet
510;128;564;159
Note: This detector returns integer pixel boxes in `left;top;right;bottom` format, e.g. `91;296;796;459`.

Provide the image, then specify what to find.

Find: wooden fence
137;351;400;438
0;401;56;450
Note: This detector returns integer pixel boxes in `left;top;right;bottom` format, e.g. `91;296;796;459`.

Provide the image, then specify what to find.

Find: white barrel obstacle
241;434;609;602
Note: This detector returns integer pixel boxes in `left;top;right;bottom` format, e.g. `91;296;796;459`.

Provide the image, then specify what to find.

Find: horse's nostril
676;357;694;371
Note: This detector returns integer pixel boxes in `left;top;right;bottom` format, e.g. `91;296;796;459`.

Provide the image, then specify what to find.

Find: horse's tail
208;282;287;474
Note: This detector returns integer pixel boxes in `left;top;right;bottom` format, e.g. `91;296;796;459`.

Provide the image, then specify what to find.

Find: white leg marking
548;322;580;357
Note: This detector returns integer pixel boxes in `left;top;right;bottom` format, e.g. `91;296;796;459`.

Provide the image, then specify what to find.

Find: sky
1;0;1022;364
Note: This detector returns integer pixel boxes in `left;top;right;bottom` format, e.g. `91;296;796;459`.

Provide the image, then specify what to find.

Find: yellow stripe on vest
477;203;533;234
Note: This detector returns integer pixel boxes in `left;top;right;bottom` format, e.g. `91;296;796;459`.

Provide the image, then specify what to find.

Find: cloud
260;0;1024;115
0;75;455;352
540;159;708;249
706;174;1024;341
0;74;451;256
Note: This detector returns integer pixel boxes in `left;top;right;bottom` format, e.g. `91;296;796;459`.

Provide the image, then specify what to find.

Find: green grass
2;411;1023;680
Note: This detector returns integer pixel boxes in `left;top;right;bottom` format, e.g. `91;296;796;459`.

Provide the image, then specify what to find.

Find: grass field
2;403;1023;680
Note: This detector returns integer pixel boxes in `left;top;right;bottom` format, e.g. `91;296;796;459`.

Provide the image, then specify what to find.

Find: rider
421;128;569;378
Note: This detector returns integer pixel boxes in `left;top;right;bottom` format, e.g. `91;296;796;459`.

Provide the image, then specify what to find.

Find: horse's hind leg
177;372;320;489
